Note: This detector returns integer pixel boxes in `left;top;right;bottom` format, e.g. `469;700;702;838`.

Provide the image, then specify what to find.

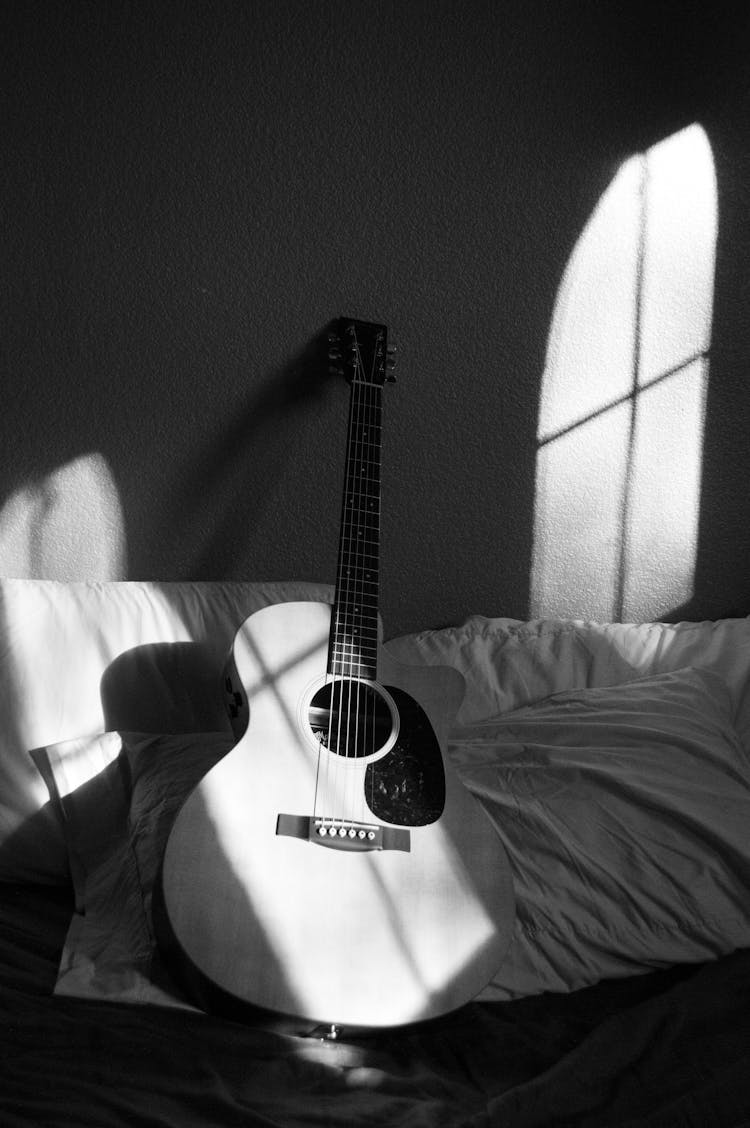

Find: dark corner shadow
100;641;233;734
173;321;341;579
665;596;750;625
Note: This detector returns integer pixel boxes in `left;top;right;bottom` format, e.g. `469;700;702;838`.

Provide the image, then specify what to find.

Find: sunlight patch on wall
530;124;717;621
0;453;127;580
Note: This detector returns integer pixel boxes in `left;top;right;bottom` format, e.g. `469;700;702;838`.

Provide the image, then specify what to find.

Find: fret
337;555;379;567
332;612;379;627
341;512;379;528
344;479;380;494
345;489;380;501
340;521;380;537
335;590;380;603
332;647;379;661
346;472;380;482
345;478;380;493
345;451;381;464
339;533;379;547
331;631;379;644
346;446;381;459
338;543;376;557
333;605;380;619
339;545;379;560
338;556;379;567
345;430;382;444
344;497;379;507
331;658;376;672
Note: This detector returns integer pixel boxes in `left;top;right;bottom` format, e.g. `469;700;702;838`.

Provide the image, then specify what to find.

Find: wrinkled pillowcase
38;665;750;1007
35;730;233;1006
462;666;750;999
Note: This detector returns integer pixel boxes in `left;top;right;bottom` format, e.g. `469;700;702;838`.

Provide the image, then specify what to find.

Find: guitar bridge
276;814;410;852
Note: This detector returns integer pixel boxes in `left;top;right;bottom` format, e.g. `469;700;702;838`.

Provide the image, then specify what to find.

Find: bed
2;577;750;1126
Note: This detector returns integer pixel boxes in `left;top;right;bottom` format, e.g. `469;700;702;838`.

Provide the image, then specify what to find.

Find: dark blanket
1;884;749;1127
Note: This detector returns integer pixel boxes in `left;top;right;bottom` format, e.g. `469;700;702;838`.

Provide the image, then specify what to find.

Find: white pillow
459;667;750;998
387;613;750;740
0;578;333;883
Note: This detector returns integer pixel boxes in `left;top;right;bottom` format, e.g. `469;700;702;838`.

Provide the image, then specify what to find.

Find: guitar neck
330;372;384;681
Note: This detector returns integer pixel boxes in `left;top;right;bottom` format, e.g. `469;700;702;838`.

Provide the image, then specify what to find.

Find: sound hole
308;680;394;758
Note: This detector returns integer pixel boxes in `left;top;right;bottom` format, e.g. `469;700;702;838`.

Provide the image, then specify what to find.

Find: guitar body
159;599;514;1030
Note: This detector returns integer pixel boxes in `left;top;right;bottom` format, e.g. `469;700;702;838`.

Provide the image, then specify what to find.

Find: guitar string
335;354;359;827
348;345;368;827
368;366;380;815
345;346;377;828
351;369;362;824
343;365;358;827
333;337;363;830
365;347;381;821
357;353;373;826
359;369;370;828
317;328;383;834
321;341;356;828
363;345;383;822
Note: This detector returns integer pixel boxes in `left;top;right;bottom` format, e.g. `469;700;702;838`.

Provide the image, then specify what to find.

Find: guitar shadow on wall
169;321;343;581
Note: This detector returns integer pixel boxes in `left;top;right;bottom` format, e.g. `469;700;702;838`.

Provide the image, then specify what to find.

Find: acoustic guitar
157;318;514;1032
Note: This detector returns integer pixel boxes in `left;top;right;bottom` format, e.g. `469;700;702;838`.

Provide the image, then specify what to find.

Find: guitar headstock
329;318;396;387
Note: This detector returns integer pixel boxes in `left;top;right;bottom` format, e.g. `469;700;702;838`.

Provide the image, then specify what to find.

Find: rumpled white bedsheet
3;580;749;1003
387;613;750;744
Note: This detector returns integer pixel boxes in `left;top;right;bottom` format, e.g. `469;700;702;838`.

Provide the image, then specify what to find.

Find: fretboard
329;377;383;681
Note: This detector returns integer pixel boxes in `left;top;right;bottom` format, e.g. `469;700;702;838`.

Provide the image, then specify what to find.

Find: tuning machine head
329;318;396;386
327;330;345;377
385;342;397;383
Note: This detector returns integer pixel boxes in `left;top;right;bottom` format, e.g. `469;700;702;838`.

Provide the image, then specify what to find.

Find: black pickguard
364;686;445;826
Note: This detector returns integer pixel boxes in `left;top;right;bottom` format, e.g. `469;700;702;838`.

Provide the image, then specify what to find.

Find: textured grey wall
2;1;749;634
